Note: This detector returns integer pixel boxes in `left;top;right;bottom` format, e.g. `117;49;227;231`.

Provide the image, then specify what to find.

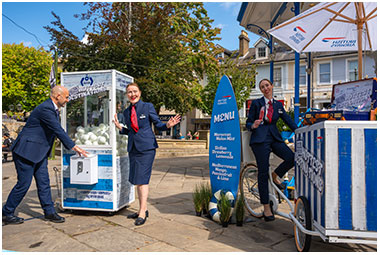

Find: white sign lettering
295;140;325;193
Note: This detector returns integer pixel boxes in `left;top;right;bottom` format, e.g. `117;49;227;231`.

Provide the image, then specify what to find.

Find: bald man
3;86;88;225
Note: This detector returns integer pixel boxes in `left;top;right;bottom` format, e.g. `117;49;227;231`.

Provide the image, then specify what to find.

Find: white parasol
268;2;377;79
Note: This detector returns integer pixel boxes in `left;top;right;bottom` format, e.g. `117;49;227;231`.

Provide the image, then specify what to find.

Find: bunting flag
49;63;56;88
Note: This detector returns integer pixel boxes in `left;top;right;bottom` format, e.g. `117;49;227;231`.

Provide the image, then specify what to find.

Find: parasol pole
358;22;363;80
357;2;364;80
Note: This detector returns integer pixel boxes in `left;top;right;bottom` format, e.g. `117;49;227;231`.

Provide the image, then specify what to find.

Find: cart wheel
239;164;263;218
294;196;312;252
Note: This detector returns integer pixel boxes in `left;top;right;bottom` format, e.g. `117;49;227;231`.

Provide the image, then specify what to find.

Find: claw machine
60;70;135;212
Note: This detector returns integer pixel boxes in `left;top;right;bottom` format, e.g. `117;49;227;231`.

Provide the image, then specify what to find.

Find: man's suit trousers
2;152;55;216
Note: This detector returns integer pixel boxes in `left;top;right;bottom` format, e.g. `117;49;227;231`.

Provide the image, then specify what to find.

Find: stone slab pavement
2;155;376;252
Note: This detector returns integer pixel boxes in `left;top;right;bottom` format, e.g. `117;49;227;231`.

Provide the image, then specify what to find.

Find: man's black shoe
3;215;24;225
44;213;65;223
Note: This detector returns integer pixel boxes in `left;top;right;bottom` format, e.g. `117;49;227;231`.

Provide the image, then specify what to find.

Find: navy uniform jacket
246;97;297;145
120;100;169;152
11;99;75;163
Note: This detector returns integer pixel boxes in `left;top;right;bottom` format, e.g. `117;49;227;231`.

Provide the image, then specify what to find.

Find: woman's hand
113;113;122;131
166;114;181;128
252;119;262;129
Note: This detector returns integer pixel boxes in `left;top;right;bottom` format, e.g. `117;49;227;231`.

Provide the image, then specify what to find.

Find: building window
300;65;307;85
319;62;331;84
273;67;282;87
347;60;358;81
258;47;266;58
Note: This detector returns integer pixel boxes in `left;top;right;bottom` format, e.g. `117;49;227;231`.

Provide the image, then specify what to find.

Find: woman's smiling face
259;79;273;99
126;84;141;105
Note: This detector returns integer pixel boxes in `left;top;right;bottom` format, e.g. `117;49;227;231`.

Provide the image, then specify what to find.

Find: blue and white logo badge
80;74;94;86
289;26;306;44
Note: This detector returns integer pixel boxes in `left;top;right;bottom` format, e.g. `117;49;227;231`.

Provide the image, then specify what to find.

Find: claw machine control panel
60;69;135;212
70;154;98;185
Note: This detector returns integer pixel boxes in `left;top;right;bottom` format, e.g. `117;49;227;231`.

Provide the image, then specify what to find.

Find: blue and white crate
295;121;376;243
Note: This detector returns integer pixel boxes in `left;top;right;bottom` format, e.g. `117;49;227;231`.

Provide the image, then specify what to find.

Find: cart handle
283;107;314;141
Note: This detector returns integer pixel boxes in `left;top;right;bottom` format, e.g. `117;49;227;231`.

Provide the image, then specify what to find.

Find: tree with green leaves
199;55;256;115
2;43;53;113
45;2;222;114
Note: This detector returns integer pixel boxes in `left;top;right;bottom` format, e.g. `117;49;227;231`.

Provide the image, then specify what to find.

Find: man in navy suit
113;83;181;226
246;79;297;221
2;86;88;225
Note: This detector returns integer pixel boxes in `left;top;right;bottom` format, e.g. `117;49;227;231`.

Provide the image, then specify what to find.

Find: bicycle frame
268;169;322;238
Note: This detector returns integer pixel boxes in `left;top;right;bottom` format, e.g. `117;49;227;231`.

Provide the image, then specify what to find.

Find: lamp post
246;23;274;84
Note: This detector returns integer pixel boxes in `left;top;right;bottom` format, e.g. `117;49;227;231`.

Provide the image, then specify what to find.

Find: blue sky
2;2;260;52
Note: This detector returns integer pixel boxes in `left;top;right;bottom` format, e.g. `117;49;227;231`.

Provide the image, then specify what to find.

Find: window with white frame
300;65;307;85
258;47;266;58
273;67;282;87
319;62;331;84
347;59;358;81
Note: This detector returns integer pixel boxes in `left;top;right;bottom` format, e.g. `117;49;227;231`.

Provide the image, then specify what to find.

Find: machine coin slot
77;161;83;174
70;154;98;184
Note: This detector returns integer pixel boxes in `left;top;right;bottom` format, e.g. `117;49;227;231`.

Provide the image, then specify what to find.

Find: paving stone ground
2;155;377;252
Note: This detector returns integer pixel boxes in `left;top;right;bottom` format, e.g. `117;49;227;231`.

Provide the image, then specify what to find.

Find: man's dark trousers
2;152;55;216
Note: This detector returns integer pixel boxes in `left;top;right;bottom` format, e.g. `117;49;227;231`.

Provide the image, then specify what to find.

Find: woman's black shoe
127;210;149;219
135;216;147;226
274;182;286;190
263;214;275;222
127;212;139;219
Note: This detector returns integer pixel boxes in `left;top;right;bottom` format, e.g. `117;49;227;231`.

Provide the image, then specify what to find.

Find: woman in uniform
114;83;181;225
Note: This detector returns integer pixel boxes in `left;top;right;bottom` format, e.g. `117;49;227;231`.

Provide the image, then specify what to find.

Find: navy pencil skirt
128;147;156;185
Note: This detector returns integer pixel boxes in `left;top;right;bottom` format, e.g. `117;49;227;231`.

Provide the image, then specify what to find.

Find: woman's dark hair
258;79;273;87
126;82;140;91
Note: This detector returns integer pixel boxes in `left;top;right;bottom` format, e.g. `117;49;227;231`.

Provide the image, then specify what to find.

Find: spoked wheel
294;196;312;252
239;164;263;217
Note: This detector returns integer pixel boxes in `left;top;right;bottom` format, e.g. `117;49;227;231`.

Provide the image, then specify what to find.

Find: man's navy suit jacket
246;97;297;145
11;98;75;163
120;100;169;152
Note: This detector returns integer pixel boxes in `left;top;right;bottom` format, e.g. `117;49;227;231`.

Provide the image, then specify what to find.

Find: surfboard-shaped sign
209;75;241;199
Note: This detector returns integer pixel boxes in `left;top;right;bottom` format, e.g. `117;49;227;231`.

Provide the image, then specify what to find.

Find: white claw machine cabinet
60;69;135;212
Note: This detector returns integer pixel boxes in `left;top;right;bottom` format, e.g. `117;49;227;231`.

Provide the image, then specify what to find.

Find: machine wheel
294;196;312;252
239;164;263;218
